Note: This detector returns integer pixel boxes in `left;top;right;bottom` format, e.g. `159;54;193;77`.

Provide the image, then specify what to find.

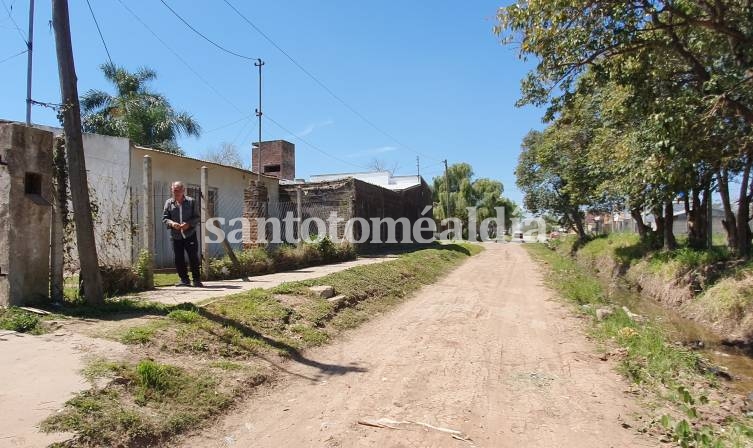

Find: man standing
162;181;203;287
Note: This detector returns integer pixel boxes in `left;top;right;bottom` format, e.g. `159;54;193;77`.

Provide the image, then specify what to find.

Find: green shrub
135;360;176;392
0;307;43;334
135;250;153;289
207;240;356;281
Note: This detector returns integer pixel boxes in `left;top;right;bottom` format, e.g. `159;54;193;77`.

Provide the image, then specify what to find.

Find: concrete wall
81;133;133;267
130;147;279;267
31;126;134;268
0;123;54;306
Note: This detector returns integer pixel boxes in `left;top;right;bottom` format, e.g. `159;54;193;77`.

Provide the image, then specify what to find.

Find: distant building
309;170;423;190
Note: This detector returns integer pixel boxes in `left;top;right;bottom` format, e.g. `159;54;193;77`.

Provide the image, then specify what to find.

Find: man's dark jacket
162;196;200;240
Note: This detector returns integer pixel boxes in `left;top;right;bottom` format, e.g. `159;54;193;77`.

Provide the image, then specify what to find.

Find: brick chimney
252;140;295;180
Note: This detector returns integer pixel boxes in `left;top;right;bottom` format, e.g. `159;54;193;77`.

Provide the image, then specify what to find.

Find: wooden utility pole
52;0;104;304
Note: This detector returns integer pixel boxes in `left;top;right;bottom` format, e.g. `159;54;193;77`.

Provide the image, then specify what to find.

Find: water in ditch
603;279;753;396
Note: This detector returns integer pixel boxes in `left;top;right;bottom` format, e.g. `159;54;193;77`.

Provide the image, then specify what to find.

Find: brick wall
279;178;434;244
251;140;295;180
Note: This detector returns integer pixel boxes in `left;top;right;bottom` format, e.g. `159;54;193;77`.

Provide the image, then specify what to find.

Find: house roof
133;145;278;181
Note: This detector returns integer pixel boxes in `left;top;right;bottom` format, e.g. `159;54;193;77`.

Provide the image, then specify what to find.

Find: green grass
0;307;45;334
563;233;733;287
118;320;171;345
528;243;701;384
154;273;180;287
41;359;241;447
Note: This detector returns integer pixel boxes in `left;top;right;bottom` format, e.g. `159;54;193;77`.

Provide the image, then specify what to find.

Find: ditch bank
558;235;753;393
527;243;753;446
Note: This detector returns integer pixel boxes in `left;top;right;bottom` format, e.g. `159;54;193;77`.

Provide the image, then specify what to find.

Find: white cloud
297;119;334;137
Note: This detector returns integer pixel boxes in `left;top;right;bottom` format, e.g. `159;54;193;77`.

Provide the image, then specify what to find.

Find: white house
33;124;279;268
309;170;422;190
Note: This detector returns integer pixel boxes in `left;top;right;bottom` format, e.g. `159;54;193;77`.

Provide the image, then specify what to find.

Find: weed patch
0;307;44;334
41;359;240;447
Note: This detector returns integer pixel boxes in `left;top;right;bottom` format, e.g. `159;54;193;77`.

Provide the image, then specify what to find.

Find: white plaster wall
130;147;279;268
81;133;133;266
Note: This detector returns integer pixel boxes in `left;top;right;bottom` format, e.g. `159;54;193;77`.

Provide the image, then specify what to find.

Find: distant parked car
511;231;525;243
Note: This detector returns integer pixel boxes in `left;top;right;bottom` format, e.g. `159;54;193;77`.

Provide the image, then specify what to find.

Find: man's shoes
193;281;204;288
175;280;191;287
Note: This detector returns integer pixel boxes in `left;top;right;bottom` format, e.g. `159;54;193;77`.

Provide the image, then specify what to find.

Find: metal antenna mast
255;58;265;181
25;0;35;125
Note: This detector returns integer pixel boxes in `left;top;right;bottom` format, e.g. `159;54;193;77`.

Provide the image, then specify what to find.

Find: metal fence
131;184;352;268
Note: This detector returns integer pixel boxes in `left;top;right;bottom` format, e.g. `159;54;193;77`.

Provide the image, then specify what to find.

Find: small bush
135;360;176;392
0;307;43;334
207;240;356;280
135;250;153;289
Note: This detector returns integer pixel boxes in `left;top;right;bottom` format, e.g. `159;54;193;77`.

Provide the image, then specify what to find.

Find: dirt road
175;243;656;448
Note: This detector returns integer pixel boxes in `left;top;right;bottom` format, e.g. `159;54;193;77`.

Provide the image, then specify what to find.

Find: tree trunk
50;137;66;302
630;207;650;241
664;200;677;250
718;168;738;250
571;210;587;241
653;205;665;249
52;0;104;304
735;156;753;257
687;188;706;249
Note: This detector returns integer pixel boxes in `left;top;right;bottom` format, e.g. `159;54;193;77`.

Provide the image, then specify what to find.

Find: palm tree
81;63;201;154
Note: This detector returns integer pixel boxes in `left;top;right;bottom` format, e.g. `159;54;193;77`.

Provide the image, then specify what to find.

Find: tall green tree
432;163;517;237
81;63;201;154
497;0;753;255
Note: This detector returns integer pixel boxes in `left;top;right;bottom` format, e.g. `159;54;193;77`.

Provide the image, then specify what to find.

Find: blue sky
0;0;544;206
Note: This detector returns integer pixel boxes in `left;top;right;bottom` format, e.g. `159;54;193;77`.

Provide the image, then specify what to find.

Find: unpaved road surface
175;243;656;448
0;331;126;448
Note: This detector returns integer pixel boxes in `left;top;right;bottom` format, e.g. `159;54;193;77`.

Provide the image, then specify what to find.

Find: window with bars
186;184;218;218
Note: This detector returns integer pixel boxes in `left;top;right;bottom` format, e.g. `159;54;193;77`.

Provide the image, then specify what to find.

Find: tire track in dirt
173;243;658;448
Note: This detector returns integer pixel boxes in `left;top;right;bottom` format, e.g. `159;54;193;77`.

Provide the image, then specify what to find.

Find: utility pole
255;58;264;181
416;156;420;182
25;0;35;125
52;0;104;304
443;159;450;221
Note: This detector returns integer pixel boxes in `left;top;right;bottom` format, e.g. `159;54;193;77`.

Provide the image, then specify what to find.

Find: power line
158;0;256;61
0;0;25;44
0;48;25;65
221;0;443;164
205;113;254;133
84;0;113;66
264;113;367;170
114;0;245;115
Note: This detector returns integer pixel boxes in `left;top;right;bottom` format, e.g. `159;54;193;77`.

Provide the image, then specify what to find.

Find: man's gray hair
172;181;185;190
